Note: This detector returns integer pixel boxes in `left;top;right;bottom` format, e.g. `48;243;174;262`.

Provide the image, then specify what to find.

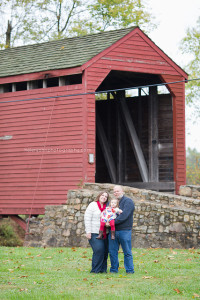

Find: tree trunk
6;20;12;48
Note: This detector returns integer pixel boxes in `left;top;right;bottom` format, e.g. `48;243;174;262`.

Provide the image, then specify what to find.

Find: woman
84;191;109;273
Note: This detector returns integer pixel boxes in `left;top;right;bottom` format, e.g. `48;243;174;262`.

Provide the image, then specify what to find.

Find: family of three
84;185;135;274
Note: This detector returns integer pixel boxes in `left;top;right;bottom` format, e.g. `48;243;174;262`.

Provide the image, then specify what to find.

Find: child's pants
100;219;115;231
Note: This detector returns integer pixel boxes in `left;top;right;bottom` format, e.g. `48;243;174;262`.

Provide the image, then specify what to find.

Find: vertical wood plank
43;79;47;88
12;83;16;92
148;86;159;182
138;90;142;142
116;100;125;183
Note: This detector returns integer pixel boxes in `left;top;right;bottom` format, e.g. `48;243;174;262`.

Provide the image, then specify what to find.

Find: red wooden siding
83;28;186;79
161;74;186;192
84;28;187;192
0;83;85;215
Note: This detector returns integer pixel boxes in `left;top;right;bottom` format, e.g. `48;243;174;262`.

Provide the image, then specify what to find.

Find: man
108;185;135;274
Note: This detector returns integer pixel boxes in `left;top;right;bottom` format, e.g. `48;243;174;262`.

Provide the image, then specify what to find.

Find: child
96;198;123;240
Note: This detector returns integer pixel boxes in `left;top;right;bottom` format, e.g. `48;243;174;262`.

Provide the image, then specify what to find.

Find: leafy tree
89;0;156;33
186;147;200;185
180;17;200;116
0;0;157;48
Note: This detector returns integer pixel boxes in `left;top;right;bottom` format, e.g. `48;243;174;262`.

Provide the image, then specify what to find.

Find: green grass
0;247;199;300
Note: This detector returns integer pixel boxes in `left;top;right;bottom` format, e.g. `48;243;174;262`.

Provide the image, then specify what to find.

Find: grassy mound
0;218;24;247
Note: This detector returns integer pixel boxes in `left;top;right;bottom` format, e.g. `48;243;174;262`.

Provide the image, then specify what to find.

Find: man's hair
114;185;124;193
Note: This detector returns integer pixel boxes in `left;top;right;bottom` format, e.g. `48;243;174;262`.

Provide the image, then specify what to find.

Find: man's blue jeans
108;230;134;273
89;233;108;273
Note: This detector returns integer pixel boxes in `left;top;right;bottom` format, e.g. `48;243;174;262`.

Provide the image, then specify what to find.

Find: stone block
43;228;55;236
77;222;83;229
130;188;139;194
179;186;192;197
147;228;154;233
164;227;169;233
75;211;80;217
56;219;62;225
169;222;184;233
82;191;93;198
62;229;70;237
46;237;58;247
139;225;147;232
75;204;81;210
75;198;81;204
61;222;66;228
81;205;87;210
184;215;190;222
49;211;56;218
76;229;82;235
82;198;90;204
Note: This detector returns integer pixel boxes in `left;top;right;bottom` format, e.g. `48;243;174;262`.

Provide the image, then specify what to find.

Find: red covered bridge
0;27;187;224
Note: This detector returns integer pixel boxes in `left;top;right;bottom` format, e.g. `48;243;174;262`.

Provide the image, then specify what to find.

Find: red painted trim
10;215;26;230
82;27;188;79
82;70;88;183
133;29;188;79
0;67;82;85
160;74;186;193
173;94;178;193
81;29;139;70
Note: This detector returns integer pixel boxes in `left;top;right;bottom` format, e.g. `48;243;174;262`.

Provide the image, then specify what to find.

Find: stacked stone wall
24;183;200;249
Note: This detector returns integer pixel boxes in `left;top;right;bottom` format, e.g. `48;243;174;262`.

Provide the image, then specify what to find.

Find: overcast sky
146;0;200;151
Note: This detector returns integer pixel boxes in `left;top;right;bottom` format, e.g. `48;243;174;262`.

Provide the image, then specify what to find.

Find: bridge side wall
24;184;200;249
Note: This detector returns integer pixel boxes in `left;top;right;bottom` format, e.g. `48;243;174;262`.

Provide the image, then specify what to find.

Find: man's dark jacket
114;195;135;231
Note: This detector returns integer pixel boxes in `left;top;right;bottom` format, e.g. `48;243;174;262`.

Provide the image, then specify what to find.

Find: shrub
0;219;23;247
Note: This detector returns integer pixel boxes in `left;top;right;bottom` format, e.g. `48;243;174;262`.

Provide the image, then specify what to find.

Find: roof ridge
0;26;136;52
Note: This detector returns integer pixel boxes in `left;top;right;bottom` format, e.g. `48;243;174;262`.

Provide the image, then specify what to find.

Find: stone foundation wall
24;183;200;249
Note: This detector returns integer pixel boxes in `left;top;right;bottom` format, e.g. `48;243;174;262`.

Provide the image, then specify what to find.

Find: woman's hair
95;191;109;204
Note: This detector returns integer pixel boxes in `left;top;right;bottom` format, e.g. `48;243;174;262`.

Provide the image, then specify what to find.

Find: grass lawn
0;246;199;299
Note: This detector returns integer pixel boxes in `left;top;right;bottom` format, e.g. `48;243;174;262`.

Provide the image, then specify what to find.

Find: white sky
146;0;200;151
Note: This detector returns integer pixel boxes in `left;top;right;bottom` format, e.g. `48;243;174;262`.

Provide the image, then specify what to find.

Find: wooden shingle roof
0;27;135;78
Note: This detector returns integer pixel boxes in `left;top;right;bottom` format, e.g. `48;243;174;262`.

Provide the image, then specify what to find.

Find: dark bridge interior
95;70;174;192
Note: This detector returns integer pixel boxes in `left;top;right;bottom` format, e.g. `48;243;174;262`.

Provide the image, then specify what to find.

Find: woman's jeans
108;230;134;273
89;233;108;273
